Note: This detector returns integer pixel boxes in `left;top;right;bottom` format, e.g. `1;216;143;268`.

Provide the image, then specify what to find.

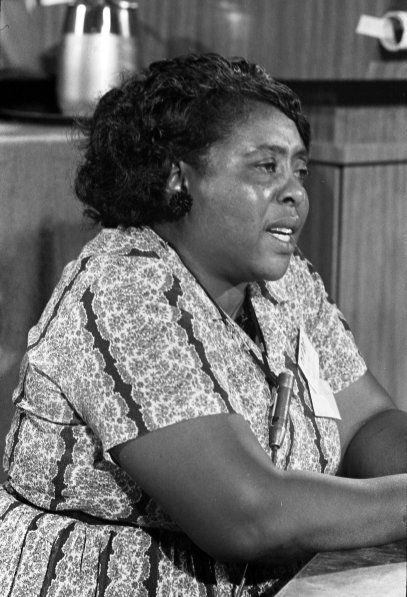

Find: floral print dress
0;226;366;596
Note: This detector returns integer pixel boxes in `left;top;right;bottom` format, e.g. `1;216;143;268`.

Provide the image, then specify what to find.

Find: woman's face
177;103;309;288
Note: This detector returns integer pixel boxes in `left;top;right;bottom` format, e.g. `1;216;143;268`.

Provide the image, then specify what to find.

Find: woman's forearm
113;413;407;563
245;467;407;562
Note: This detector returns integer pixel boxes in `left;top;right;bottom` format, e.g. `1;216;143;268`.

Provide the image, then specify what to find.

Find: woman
0;53;406;596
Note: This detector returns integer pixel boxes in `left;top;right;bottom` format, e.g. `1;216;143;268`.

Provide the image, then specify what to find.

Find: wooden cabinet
300;139;407;411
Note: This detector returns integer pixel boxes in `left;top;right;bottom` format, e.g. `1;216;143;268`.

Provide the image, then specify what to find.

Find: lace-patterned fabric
0;226;366;595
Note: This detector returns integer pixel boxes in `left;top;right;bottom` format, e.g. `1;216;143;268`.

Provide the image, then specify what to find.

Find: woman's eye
296;166;310;181
257;162;277;173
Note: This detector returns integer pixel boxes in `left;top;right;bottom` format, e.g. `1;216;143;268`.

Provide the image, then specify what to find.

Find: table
275;541;406;596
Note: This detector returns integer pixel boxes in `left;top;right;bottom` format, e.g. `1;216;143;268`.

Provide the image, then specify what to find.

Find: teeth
272;227;292;234
268;227;293;243
272;233;290;242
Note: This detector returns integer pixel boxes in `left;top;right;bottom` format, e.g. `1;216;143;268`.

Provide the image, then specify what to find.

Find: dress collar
92;226;297;306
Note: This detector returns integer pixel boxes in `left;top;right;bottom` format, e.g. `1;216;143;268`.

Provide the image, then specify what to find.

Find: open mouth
267;227;294;243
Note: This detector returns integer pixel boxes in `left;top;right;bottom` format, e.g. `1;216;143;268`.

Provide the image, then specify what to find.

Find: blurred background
0;0;407;481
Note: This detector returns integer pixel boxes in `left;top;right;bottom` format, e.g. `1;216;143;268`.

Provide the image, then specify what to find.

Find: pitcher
57;0;140;116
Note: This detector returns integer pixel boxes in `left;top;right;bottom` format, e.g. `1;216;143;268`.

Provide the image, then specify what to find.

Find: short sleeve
36;254;231;452
299;262;367;394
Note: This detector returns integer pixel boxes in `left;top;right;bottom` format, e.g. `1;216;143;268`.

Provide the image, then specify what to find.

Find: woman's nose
277;176;307;206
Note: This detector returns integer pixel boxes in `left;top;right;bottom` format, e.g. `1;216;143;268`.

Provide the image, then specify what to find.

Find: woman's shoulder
28;227;171;342
79;226;164;260
74;226;171;289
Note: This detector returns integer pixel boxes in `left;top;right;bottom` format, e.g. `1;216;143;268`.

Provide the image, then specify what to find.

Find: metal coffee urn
57;0;140;116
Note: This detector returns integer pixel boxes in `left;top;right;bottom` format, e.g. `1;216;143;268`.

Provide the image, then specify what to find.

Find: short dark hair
74;53;311;228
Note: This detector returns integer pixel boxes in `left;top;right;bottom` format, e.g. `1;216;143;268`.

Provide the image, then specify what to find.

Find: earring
168;186;193;219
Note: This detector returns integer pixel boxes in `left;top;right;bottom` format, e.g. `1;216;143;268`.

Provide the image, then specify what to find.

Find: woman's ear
166;160;194;196
165;162;193;219
166;162;191;195
166;163;183;195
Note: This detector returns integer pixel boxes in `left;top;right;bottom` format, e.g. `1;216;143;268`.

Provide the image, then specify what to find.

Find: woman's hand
110;410;407;564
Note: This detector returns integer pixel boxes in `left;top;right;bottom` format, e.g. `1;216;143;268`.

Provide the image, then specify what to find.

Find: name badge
298;328;341;420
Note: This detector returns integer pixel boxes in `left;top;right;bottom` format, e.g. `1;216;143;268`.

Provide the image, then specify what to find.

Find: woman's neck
152;223;247;320
215;286;247;320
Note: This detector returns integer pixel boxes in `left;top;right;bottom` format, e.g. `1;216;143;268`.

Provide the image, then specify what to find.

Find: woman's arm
335;370;407;477
110;412;407;564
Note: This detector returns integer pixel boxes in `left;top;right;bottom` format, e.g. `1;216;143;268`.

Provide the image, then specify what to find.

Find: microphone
236;370;295;597
270;370;295;463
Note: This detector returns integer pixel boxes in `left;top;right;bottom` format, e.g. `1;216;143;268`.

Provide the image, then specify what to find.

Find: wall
2;0;407;79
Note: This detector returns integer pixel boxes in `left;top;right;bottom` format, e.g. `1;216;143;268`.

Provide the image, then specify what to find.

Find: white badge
298;327;320;384
298;328;342;420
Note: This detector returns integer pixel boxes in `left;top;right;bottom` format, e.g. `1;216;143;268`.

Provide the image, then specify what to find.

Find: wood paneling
305;106;407;144
138;0;405;79
300;166;341;296
339;162;407;405
301;141;407;411
3;0;407;80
